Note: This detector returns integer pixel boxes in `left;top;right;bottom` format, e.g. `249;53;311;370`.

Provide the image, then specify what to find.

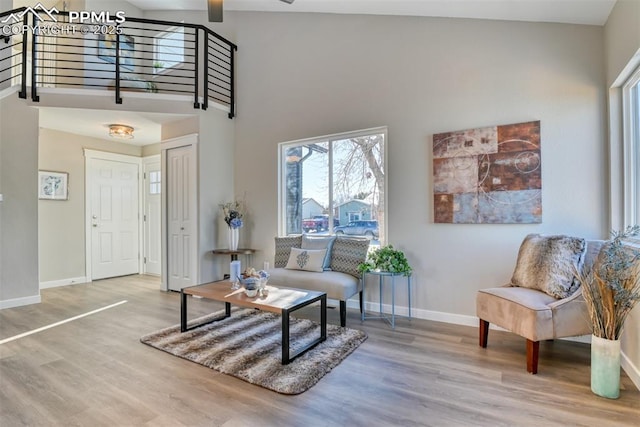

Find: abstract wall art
432;120;541;224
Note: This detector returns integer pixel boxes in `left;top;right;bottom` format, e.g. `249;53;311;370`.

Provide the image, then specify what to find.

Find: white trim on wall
0;85;19;101
0;294;41;309
622;351;640;391
40;276;88;289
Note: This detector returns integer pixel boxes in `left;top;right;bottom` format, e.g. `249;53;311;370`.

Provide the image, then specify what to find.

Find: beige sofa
266;235;370;327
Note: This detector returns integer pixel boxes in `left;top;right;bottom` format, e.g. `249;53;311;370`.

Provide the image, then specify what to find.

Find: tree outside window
280;128;387;245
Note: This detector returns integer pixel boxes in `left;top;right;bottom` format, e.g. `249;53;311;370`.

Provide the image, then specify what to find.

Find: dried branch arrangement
577;226;640;340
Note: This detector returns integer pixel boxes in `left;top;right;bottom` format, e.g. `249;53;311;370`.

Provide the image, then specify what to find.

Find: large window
623;66;640;228
279;128;387;245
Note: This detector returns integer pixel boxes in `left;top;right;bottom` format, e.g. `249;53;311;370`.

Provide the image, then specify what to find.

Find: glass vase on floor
591;334;620;399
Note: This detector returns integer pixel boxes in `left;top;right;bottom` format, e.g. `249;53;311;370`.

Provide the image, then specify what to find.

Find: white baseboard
622;351;640;391
0;294;41;309
40;276;88;289
347;299;483;327
349;299;638;390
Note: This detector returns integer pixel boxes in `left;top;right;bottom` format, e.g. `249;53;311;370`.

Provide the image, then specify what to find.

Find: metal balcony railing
0;7;237;118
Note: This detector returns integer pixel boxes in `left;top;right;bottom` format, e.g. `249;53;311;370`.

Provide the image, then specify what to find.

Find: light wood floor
0;275;638;426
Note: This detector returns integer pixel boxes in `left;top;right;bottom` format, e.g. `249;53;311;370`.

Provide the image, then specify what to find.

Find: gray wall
38;128;141;283
228;11;607;315
605;0;640;87
197;108;235;283
0;95;39;306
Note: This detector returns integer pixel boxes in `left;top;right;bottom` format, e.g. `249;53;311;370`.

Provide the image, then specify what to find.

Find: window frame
622;65;640;228
277;126;388;242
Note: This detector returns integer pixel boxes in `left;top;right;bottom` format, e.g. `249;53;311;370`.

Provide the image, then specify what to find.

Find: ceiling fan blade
208;0;223;22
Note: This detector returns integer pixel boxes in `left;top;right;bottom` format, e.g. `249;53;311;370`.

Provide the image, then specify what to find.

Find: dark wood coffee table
180;281;327;364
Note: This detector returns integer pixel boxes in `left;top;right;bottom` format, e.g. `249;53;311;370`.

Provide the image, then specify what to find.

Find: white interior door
143;157;162;276
90;158;139;280
167;145;197;291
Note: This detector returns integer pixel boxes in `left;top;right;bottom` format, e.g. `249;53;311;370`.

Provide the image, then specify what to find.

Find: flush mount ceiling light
109;124;134;140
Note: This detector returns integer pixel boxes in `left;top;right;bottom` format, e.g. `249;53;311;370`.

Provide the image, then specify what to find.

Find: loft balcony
0;7;236;117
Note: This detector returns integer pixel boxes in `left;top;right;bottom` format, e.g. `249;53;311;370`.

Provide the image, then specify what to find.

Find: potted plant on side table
576;226;640;399
358;245;413;328
358;244;412;275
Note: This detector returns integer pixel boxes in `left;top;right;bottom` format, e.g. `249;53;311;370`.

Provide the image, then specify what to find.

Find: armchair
476;235;604;374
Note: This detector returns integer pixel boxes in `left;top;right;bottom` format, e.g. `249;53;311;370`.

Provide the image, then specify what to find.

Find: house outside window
153;26;185;73
279;127;387;245
623;65;640;230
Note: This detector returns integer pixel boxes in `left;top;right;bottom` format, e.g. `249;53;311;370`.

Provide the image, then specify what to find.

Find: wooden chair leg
340;301;346;327
526;339;539;374
479;319;489;348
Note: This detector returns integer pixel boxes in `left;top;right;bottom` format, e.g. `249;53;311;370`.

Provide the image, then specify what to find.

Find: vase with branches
220;200;245;250
576;225;640;399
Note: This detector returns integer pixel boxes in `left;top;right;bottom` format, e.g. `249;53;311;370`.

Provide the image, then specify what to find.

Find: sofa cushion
301;234;336;270
330;237;370;278
511;234;586;299
266;268;361;301
285;247;327;272
274;235;302;268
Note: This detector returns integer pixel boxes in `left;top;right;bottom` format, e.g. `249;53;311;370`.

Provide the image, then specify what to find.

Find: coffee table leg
281;295;327;365
181;294;233;333
282;309;290;364
321;295;327;340
180;290;187;332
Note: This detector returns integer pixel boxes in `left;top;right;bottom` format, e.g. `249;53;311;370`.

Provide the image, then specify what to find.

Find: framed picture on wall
97;33;135;71
38;171;68;200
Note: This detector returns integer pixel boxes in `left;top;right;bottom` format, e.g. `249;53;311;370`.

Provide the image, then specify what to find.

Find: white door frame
160;134;199;291
84;149;142;282
142;154;161;276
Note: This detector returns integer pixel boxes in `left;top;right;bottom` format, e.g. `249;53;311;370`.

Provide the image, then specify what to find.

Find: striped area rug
140;308;367;394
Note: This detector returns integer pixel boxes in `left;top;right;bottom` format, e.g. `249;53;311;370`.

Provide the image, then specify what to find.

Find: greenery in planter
358;245;412;275
576;226;640;340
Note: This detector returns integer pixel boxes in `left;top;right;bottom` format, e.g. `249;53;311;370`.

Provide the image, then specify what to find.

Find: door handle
92;224;98;227
180;227;185;230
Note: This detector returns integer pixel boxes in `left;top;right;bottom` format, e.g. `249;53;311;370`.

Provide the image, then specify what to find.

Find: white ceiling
38;107;191;146
126;0;617;26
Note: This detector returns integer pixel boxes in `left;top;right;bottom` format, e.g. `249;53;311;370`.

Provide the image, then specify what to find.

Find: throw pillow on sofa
330;236;370;278
274;235;303;268
511;233;586;299
285;247;327;272
301;234;336;270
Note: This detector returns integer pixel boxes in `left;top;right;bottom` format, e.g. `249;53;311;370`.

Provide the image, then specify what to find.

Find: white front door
167;145;197;291
90;158;140;280
143;157;162;276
